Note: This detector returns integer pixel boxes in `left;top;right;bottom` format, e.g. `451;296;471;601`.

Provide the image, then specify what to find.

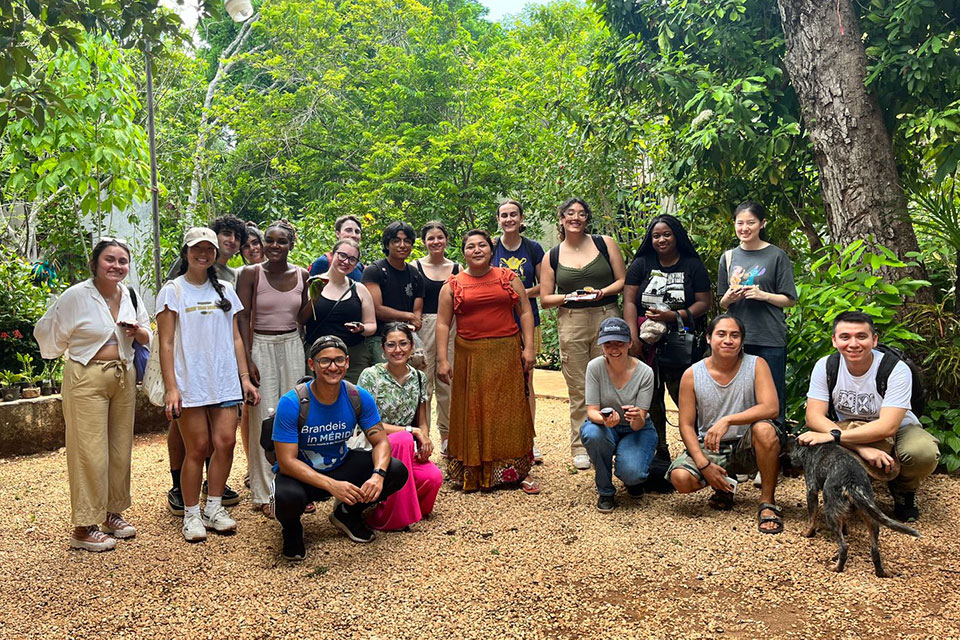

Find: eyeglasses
389;237;414;246
98;236;130;247
562;210;588;220
384;340;411;350
334;251;360;266
315;356;348;368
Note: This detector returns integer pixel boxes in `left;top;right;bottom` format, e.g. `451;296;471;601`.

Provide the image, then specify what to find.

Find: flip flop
520;479;541;495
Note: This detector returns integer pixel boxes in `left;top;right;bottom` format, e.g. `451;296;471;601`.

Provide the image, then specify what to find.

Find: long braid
207;265;232;312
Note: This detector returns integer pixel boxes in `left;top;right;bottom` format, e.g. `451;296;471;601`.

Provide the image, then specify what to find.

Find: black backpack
825;344;926;419
260;379;363;465
549;234;610;272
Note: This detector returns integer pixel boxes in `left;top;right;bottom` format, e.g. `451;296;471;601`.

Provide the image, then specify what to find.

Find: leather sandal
757;502;784;534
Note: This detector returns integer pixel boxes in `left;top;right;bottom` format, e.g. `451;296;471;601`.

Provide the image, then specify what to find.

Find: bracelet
239;372;250;379
696;460;711;471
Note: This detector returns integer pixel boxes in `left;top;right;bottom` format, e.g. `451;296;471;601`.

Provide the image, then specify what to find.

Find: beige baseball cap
183;227;219;249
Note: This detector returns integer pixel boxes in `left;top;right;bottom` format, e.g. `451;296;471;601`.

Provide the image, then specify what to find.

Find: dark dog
787;440;920;577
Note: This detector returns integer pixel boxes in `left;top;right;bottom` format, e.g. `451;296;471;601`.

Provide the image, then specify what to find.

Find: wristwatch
405;426;413;433
372;467;387;478
830;429;842;443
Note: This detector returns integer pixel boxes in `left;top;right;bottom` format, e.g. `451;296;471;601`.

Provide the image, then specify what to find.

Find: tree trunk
776;0;932;300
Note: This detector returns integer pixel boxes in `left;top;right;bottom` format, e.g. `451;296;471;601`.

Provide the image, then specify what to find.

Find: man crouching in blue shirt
273;335;408;560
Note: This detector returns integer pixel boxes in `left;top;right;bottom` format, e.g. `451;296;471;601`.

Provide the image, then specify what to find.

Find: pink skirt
366;431;443;531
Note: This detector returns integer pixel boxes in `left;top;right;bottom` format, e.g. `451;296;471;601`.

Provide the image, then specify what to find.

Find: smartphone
344;321;364;331
116;321;137;329
726;476;739;495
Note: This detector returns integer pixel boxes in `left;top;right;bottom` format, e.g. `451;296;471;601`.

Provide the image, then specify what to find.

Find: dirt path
0;398;957;638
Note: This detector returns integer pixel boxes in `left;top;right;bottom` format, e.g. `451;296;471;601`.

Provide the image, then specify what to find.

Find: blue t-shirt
272;381;381;472
493;236;545;327
309;254;363;281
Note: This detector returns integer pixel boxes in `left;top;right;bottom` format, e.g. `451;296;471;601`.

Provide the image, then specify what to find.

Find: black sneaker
328;504;375;543
626;484;645;501
282;531;306;561
597;495;616;513
201;481;241;507
167;487;184;516
889;484;919;522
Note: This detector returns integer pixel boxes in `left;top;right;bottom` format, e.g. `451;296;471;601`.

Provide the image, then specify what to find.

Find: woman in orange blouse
436;229;540;493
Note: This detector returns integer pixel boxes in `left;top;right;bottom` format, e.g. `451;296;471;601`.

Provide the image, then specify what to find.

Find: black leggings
648;363;684;459
275;450;408;538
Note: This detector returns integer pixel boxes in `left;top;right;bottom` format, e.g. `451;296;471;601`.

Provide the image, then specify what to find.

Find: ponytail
207;265;232;312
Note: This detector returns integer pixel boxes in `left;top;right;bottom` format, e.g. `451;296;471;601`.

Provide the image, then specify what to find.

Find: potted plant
40;360;56;396
51;358;63;393
0;371;23;401
17;353;40;399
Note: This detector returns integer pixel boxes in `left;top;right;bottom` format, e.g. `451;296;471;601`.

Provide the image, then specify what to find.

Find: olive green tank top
556;253;616;309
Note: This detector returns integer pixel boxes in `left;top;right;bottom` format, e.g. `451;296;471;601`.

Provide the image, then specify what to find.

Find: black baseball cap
309;335;348;358
597;317;632;345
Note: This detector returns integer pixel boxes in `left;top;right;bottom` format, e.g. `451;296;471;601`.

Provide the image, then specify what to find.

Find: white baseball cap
183;227;219;250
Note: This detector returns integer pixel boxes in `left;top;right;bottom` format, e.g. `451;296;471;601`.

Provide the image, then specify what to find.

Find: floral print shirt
357;363;426;427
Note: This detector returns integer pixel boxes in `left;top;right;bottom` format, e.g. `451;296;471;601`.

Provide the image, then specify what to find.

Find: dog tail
847;486;922;538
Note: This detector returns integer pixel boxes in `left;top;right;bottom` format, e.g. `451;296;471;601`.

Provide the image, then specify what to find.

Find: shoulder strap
452;263;460;275
592;234;611;264
294;382;312;431
343;380;362;421
127;285;138;312
549;245;560;272
723;248;735;273
875;351;899;399
250;263;261;335
826;352;841;420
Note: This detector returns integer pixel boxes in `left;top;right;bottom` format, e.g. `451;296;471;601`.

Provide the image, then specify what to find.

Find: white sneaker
182;512;207;542
202;505;237;533
573;454;591;470
101;513;136;539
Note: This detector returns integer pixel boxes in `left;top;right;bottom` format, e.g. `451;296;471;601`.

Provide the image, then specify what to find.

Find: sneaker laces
105;513;131;530
82;525;112;542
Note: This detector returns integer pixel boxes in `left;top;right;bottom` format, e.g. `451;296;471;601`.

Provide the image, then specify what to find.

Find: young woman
300;238;376;383
580;318;657;512
35;239;151;552
309;214;364;280
667;315;783;533
623;215;711;470
358;322;443;530
493;199;546;462
718;202;797;422
414;221;459;452
157;227;260;542
240;222;265;265
437;230;540;493
236;221;310;515
540;198;626;470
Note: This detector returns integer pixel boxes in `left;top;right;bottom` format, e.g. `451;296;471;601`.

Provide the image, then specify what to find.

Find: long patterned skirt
447;333;535;491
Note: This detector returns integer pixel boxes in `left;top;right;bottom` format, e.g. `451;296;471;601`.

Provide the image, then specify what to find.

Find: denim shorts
210;399;242;409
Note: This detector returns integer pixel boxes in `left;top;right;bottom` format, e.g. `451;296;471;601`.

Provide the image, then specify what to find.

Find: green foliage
920;400;960;474
0;249;56;372
536;307;560;370
784;241;929;426
0;370;24;387
0;0;212;137
910;183;960;300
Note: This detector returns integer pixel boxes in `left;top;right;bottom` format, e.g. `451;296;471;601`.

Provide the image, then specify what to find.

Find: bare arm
623;284;640;352
511;276;535;372
233;317;260;406
436;283;454;383
805;398;903;442
702;357;778;452
539;253;564;309
356;284;377;336
598;235;626;299
297;267;310;327
157;309;181;420
677;368;734;492
275;441;364;504
358;422;392;502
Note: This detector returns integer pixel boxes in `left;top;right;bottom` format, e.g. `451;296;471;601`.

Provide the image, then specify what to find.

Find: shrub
0;249;59;372
537;307;560;370
784;241;928;427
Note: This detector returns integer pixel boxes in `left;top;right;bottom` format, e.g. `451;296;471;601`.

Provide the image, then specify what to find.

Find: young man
799;311;940;521
165;215;247;514
272;336;408;560
309;214;364;280
360;221;424;364
668;314;784;534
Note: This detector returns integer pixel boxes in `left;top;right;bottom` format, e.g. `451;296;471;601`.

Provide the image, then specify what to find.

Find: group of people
32;199;941;556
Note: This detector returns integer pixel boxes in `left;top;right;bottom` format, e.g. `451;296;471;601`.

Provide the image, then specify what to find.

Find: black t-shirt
416;261;459;315
361;258;425;335
304;283;364;347
625;253;710;330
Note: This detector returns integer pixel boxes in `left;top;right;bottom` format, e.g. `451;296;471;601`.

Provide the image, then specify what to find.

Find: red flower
12;330;22;339
0;332;8;339
501;466;519;484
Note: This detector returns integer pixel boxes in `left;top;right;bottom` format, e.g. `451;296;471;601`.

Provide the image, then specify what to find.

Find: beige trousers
249;331;305;505
557;303;621;457
62;358;136;526
419;313;456;439
892;423;941;492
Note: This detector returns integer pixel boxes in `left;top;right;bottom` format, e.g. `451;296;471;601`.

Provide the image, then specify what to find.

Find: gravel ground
1;398;958;639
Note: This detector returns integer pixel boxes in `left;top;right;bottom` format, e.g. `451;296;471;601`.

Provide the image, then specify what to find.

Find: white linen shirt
34;279;151;369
